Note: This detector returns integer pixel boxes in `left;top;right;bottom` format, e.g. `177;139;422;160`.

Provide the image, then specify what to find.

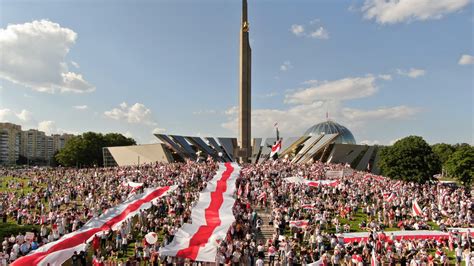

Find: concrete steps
254;206;280;265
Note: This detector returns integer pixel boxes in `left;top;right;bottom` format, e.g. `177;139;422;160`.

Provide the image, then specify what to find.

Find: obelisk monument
238;0;252;163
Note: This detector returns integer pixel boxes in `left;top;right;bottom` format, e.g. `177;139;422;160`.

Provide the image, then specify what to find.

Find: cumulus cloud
397;68;426;78
291;24;305;36
378;74;392;80
222;72;420;138
73;105;88;110
16;109;32;122
361;0;470;24
280;61;293;71
0;20;95;93
104;102;157;126
285;76;378;104
0;108;12;121
291;20;329;39
38;120;57;135
309;27;329;39
458;54;474;65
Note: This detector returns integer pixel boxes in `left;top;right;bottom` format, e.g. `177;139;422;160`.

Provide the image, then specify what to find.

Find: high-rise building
0;122;21;164
0;122;74;165
20;129;47;161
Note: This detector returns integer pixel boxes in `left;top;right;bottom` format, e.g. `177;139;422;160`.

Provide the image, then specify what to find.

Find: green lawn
0;176;33;194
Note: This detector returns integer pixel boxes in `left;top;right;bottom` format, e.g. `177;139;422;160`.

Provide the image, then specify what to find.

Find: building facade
0;122;74;165
0;122;22;164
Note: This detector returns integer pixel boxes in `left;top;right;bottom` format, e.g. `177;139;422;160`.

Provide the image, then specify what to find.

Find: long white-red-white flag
412;199;423;217
289;220;309;228
12;185;176;266
284;176;339;187
337;230;450;243
159;162;240;262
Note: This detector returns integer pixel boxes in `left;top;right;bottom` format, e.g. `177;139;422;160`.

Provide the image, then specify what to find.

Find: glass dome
304;120;356;144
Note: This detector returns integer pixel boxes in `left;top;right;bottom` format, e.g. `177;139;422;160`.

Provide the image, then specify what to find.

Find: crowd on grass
0;158;473;265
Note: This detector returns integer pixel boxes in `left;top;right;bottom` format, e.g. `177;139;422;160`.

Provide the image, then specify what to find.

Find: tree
432;143;455;165
55;132;136;167
378;136;441;183
444;145;474;186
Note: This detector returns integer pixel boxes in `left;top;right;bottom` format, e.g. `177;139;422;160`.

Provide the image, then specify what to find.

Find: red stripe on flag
175;162;234;260
12;186;171;266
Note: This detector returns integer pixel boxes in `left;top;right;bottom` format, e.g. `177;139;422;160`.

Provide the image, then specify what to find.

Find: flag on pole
412;199;423;217
270;139;282;158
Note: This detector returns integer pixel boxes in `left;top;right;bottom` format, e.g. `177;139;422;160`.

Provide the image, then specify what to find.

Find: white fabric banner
159;162;240;262
337;230;451;243
12;186;176;266
284;176;339;187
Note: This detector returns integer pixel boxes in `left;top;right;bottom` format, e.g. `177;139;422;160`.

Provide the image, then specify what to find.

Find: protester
1;158;472;265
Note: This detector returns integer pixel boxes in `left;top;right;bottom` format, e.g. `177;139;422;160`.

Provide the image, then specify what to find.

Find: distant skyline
0;0;473;145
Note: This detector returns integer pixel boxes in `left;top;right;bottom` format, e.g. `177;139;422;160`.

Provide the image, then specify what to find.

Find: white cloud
389;138;402;145
360;140;380;145
16;109;32;122
152;127;166;134
378;74;392;80
280;61;293;71
342;105;420;120
0;108;12;121
291;24;305;36
104;102;157;126
124;131;133;138
285;76;378;104
361;0;470;24
223;71;420;138
222;101;419;138
291;21;329;40
224;106;239;116
397;68;426;78
309;27;329;39
458;54;474;65
0;20;95;93
38;120;57;135
73;105;88;110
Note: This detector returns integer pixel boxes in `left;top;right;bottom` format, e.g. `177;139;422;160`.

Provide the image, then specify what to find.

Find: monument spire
238;0;252;163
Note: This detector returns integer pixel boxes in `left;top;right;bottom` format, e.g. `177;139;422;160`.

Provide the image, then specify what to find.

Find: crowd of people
0;157;473;265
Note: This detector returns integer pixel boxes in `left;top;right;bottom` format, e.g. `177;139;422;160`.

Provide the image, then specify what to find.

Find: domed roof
304;120;356;144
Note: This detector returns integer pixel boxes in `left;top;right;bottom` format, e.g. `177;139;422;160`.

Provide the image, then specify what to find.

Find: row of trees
55;132;135;167
378;136;473;186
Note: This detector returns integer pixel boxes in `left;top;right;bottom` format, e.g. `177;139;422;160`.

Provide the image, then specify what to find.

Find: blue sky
0;0;473;145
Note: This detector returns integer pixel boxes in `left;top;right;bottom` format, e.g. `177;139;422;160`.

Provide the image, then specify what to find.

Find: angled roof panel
170;135;196;158
205;137;230;162
291;135;324;163
217;137;236;162
356;146;375;171
298;134;339;164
